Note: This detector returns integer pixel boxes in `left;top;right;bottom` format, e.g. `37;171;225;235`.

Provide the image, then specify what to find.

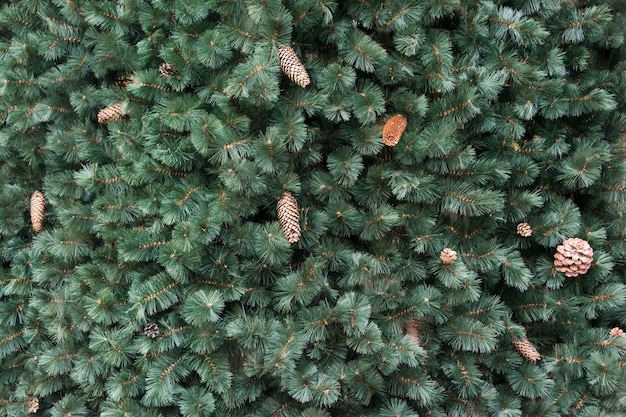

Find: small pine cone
27;397;39;414
609;327;626;338
114;73;132;88
97;102;126;124
512;338;541;362
144;323;160;339
382;114;407;147
277;192;301;244
553;238;593;277
278;45;310;88
440;248;457;265
405;319;420;345
30;191;45;233
516;222;532;237
159;63;178;77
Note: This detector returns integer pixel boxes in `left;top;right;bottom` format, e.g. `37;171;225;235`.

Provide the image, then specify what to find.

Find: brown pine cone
114;73;132;88
97;102;126;124
440;248;457;265
277;192;301;244
30;191;45;233
278;45;310;88
516;222;532;237
159;63;178;77
144;323;160;339
512;338;541;362
27;397;39;413
382;114;407;147
553;238;593;277
405;319;420;345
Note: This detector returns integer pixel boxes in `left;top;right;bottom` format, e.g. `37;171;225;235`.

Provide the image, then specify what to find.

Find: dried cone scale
440;248;457;265
278;45;310;88
97;102;126;124
609;327;626;338
382;114;407;147
512;338;541;362
277;192;301;244
30;191;45;232
553;237;593;277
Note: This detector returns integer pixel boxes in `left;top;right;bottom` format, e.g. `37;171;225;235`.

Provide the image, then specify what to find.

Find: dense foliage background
1;0;626;416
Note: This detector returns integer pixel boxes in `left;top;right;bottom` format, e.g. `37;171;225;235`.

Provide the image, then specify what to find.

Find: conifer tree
0;1;625;416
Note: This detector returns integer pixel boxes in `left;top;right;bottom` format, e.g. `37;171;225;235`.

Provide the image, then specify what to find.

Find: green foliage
0;0;625;416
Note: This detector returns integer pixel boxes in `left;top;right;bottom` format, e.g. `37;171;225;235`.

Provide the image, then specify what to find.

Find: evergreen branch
139;282;178;306
0;329;25;349
435;99;474;118
196;279;236;289
385;6;413;29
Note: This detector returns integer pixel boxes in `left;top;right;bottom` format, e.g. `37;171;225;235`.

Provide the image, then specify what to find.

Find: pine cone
278;45;310;88
609;327;626;338
159;63;178;77
516;222;532;237
440;248;457;265
27;397;39;414
512;338;541;362
553;238;593;277
277;192;301;244
144;323;160;339
30;191;45;233
97;102;126;124
382;114;407;147
114;73;132;88
405;319;420;345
